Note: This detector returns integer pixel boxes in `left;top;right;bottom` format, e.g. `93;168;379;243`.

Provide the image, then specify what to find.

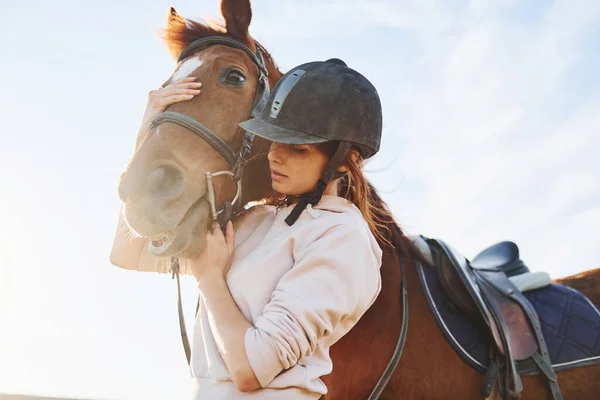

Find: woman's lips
270;169;287;182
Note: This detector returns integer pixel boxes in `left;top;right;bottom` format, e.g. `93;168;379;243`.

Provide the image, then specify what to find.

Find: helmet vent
270;69;306;119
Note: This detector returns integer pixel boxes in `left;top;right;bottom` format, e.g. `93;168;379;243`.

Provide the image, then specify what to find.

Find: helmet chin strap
285;141;352;226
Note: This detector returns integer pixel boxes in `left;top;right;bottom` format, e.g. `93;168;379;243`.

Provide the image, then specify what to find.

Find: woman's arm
191;221;261;391
242;222;382;387
198;277;261;392
191;219;382;390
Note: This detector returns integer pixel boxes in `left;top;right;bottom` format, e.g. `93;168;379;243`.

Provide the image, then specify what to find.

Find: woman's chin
271;181;286;193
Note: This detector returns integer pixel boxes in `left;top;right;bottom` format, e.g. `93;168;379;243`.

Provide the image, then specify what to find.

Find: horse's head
117;1;281;261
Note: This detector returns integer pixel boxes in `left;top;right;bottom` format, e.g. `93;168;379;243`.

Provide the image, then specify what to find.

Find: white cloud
353;0;600;276
251;0;454;39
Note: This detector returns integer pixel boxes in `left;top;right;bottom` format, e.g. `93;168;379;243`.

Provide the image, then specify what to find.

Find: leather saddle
425;238;562;400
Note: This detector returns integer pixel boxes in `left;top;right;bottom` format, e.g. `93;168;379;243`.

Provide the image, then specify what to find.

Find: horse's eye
225;69;246;84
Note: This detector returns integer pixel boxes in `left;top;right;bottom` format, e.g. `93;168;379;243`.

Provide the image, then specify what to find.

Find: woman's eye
291;145;307;154
225;70;246;84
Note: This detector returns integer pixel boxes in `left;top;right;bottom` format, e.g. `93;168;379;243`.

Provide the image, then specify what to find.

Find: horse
113;1;600;398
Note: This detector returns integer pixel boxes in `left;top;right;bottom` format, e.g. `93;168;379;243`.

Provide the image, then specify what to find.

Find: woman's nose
268;143;284;163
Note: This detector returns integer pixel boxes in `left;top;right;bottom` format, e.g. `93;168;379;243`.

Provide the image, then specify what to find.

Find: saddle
424;238;562;400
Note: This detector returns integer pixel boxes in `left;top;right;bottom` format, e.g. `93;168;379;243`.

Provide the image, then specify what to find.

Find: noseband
149;36;270;225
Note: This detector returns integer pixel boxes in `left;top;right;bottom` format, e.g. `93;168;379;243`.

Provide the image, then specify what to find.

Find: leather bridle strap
178;36;269;77
150;111;237;167
177;36;270;119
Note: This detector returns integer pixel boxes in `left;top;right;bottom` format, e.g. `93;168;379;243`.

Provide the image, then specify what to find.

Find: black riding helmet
239;58;382;225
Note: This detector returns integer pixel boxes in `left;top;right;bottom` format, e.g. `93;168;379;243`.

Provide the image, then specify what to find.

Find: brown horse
114;1;600;399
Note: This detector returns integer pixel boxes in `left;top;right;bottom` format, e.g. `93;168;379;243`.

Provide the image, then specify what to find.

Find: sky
0;0;599;399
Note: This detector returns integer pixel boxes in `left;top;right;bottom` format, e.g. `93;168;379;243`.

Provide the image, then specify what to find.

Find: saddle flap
428;239;540;360
430;239;494;324
481;278;539;361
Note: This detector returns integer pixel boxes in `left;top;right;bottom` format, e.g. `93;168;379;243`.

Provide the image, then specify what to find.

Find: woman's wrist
197;271;228;293
140;110;158;129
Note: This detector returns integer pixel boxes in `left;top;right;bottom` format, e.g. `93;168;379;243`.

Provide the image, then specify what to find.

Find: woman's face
267;142;330;195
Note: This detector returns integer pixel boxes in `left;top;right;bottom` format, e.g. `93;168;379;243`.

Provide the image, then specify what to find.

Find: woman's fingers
148;87;202;108
170;77;202;89
160;86;201;99
167;77;197;85
171;82;203;90
151;78;202;96
225;221;235;251
209;221;222;236
160;94;196;105
156;86;202;97
144;77;203;119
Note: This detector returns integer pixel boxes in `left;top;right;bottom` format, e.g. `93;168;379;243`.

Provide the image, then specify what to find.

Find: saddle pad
416;262;600;374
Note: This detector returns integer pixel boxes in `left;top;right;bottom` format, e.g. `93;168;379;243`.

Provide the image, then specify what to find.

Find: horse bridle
149;36;270;225
151;36;408;400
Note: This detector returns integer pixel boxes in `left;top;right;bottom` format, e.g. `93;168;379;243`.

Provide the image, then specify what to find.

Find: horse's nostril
147;165;186;198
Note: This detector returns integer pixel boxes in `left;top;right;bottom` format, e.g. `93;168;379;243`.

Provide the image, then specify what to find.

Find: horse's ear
220;0;252;41
164;7;188;59
166;7;186;32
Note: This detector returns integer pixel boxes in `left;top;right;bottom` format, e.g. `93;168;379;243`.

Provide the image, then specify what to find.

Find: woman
148;59;388;399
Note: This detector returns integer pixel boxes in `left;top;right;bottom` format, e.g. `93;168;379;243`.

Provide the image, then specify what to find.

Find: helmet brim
239;118;329;145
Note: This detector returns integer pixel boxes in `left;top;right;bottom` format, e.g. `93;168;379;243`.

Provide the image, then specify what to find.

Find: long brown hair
262;142;395;248
335;145;427;266
337;148;395;248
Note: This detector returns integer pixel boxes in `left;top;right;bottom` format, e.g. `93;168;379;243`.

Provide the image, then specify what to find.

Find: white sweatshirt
190;195;383;399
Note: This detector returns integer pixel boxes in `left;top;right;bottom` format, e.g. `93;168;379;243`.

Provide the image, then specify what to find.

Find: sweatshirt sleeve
243;221;383;387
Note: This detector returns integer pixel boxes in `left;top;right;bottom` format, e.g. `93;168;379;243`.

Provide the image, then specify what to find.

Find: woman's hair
263;141;395;248
335;147;394;248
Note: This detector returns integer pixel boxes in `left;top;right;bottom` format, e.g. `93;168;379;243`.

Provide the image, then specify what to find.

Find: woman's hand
135;77;203;149
190;221;236;288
